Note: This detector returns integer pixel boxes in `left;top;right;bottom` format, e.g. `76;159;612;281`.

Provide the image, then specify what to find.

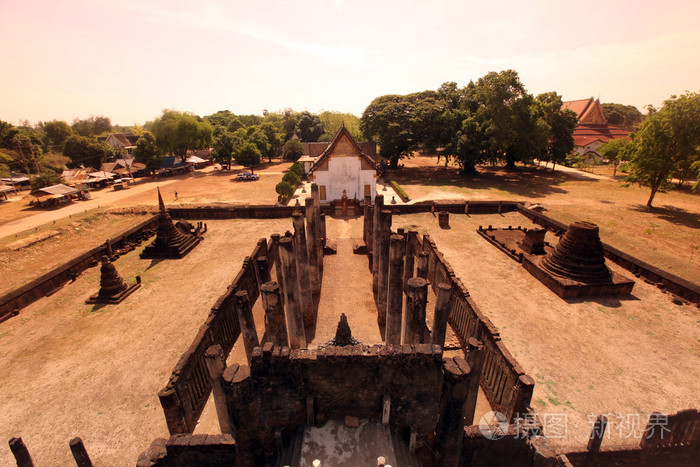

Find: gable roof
309;125;378;173
562;98;607;125
572;124;630;147
105;133;140;148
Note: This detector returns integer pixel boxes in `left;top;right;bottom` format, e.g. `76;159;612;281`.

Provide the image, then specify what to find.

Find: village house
562;98;630;162
99;132;140;155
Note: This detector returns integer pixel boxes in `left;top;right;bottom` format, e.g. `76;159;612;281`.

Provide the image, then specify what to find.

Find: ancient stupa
86;256;141;304
523;221;634;298
140;188;202;259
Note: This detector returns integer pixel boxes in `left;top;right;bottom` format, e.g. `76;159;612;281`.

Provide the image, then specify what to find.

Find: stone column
9;437;34;467
372;194;384;292
587;415;608;453
234;290;259;366
438;211;450;228
69;438;93;467
431;283;452;350
463;337;484;426
305;197;321;295
205;344;232;435
254;256;271;289
261;281;288;346
278;237;307;348
292;213;314;327
385;234;405;344
416;252;429;280
435;357;471;467
376;209;392;325
404;277;428;344
312;183;324;272
363;195;372;247
404;230;418;291
270;234;284;305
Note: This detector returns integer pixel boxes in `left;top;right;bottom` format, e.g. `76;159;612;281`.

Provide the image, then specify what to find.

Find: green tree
627;91;700;207
598;138;633;176
275;181;294;200
72;116;112;137
212;131;238;170
0;150;12;177
258;122;283;162
63;135;114;169
282;139;305;161
234;142;262;173
40;120;73;152
246;126;270;157
601;103;644;130
150;110;213;162
361;94;415;168
30;171;63;191
133;131;161;172
282;171;300;186
318;111;362;141
536;92;578;169
296;111;324;142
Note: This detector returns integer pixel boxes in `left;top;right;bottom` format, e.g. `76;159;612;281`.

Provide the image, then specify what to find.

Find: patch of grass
536;398;548;408
0;330;11;339
598;306;609;315
546;395;562;406
390;180;410;201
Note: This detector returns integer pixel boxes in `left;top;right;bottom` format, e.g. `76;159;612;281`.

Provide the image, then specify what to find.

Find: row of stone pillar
235;185;325;364
364;196;451;350
9;436;93;467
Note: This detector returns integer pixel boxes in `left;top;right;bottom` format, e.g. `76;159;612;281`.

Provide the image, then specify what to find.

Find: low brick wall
159;239;269;435
517;205;700;304
0;215;158;323
420;234;535;421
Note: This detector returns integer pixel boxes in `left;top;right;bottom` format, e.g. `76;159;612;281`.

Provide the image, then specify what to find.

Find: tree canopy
40;120;73;152
133;131;161;172
149;110;213;161
601;103;644;130
627;91;700;207
71;116;112;137
234;142;261;173
63;135;114;169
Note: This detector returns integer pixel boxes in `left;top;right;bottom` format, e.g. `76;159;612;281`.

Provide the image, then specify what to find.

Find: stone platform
478;223;634;299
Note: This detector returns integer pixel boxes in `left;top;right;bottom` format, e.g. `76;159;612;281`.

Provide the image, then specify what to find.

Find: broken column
205;344;232;435
404;277;428;344
234;290;259;366
305;197;321;295
260;281;288;347
385;234;406;345
416;251;429;280
404;230;418;291
278;237;307;348
435;357;471;467
254;256;271;289
311;184;324;272
463;338;484;426
363;195;373;247
438;211;450;229
431;282;452;349
270;234;284;305
371;194;384;292
292;213;314;326
376;209;392;325
9;437;34;467
69;437;93;467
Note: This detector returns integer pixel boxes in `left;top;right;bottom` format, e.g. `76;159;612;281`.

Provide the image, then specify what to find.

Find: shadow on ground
629;204;700;230
389;165;600;198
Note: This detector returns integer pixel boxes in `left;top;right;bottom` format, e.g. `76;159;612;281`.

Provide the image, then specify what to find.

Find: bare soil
394;211;700;449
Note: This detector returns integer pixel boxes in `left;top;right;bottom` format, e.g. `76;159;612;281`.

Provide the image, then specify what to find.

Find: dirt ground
394;212;700;449
393;156;700;284
0;218;290;466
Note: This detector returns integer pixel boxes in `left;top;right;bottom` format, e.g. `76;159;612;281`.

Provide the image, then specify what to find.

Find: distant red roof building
562;98;630;159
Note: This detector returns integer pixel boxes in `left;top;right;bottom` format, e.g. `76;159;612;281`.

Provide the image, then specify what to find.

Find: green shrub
390;180;409;201
275;181;295;198
282;139;305;161
290;162;304;177
282;171;300;186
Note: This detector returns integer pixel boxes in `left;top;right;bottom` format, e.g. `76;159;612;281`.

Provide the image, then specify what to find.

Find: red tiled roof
309;125;378;173
572;124;629;147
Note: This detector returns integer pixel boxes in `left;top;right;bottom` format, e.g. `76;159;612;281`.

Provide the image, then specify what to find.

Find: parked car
236;173;259;181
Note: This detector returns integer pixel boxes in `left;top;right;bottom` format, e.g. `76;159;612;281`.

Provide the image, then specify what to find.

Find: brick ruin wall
159;238;270;434
413;233;535;421
0;215;158;323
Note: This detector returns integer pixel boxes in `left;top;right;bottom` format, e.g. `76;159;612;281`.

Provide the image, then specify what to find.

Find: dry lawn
394;212;700;449
0;218;290;466
392;157;700;284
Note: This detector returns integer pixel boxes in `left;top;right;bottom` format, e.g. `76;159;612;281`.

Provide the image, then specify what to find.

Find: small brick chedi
523;221;634;298
86;256;140;304
140;188;203;259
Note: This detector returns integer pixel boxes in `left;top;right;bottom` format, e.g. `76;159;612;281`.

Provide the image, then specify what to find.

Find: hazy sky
2;0;699;126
